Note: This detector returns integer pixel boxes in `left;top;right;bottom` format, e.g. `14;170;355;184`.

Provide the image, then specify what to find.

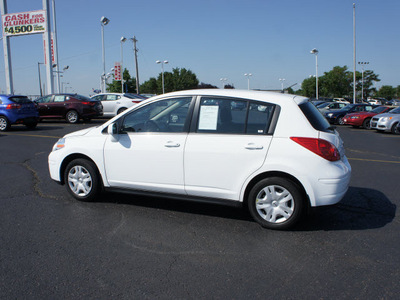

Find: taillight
6;103;21;109
81;102;95;106
132;100;141;104
290;137;340;162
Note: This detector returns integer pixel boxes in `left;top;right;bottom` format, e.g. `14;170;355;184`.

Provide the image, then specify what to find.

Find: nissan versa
48;90;351;230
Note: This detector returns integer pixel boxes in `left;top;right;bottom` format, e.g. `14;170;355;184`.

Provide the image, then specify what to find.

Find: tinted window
299;101;333;132
36;96;52;103
121;97;192;133
372;106;388;114
390;107;400;114
73;94;92;101
197;97;275;135
9;96;32;104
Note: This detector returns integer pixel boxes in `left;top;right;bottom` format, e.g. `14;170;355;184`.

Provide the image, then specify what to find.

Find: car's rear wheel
248;177;305;230
0;116;10;131
66;110;79;124
64;159;101;202
362;118;371;129
392;122;400;135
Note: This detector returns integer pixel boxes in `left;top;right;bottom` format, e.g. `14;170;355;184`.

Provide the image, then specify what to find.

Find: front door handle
245;143;263;150
165;141;180;148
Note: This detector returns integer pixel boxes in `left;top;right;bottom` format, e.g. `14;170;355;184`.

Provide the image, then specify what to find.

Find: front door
103;97;193;194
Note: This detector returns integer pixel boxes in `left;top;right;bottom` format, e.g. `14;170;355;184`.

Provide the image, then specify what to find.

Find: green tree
300;76;316;97
357;70;380;98
106;69;137;93
377;85;396;100
319;66;352;98
141;67;199;94
140;77;158;94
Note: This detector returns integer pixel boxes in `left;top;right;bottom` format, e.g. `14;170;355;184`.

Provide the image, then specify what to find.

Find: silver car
370;106;400;134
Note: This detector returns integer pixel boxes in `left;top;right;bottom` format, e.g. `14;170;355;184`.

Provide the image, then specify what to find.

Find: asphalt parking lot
0;119;399;299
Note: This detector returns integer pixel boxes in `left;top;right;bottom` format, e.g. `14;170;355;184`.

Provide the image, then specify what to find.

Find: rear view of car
0;95;39;131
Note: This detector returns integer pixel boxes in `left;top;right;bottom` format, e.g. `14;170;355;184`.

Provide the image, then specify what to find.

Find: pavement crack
22;159;57;200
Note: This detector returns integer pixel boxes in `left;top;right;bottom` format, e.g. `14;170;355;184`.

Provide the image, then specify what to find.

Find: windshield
372;106;388;114
317;102;330;108
299;101;333;133
389;107;400;114
124;93;146;99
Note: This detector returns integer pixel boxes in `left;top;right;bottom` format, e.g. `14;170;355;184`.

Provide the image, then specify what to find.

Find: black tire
25;121;37;129
66;110;79;124
362;118;371;129
64;159;102;202
117;107;127;114
337;116;345;125
247;177;305;230
391;122;400;135
0;116;10;131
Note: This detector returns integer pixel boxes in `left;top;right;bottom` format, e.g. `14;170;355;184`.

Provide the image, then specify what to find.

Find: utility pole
0;0;14;94
131;36;140;94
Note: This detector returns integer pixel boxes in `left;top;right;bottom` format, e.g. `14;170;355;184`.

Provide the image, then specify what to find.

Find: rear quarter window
9;96;32;104
299;101;333;133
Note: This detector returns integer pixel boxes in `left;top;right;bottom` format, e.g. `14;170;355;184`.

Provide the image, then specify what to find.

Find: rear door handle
164;141;180;148
245;143;263;150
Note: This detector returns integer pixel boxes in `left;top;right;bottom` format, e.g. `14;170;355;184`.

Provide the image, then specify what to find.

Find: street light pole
279;78;286;92
100;16;110;93
156;60;168;94
37;62;44;96
120;37;126;93
310;48;319;99
244;73;252;90
358;61;369;100
220;78;227;89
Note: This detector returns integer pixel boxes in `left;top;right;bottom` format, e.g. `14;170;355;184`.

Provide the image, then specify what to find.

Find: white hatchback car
49;90;351;229
90;93;146;117
370;106;400;133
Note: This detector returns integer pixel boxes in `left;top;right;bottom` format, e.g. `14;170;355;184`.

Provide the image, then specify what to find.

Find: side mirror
107;123;119;142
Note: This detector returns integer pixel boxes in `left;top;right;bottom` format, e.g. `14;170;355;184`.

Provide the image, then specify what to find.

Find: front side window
121;97;192;133
37;95;52;103
197;97;275;135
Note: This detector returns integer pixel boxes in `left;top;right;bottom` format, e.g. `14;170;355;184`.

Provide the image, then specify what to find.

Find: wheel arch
243;171;311;211
60;153;103;189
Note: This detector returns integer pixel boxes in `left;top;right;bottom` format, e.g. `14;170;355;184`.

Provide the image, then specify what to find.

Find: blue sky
1;0;399;96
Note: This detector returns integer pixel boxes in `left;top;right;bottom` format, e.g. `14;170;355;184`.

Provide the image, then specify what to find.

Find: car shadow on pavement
100;186;396;231
296;186;396;231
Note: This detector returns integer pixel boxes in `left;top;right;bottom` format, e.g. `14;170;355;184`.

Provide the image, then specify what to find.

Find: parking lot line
348;157;400;164
0;132;61;139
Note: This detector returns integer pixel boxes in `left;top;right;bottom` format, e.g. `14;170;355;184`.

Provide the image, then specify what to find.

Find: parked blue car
0;95;39;131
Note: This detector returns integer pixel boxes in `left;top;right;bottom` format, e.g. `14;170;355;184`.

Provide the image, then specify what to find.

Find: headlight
52;138;66;151
381;117;392;122
327;113;333;117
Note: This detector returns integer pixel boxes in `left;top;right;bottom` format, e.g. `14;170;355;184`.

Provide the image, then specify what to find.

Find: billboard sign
114;62;121;81
2;10;47;36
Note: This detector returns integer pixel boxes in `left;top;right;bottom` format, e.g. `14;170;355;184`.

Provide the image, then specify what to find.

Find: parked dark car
0;95;39;131
324;104;375;125
35;94;103;123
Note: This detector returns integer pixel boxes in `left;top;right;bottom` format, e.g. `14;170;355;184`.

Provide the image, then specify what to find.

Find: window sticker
199;105;219;130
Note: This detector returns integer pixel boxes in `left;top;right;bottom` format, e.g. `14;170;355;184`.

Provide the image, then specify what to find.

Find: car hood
374;112;400;118
64;126;97;138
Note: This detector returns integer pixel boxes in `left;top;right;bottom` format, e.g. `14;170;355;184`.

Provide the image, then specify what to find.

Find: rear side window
197;97;275;135
299;101;333;132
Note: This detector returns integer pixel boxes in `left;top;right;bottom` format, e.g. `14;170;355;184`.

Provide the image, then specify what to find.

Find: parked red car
35;94;103;123
343;106;394;129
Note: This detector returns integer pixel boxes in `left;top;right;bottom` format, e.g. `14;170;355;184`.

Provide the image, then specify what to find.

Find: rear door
184;97;275;201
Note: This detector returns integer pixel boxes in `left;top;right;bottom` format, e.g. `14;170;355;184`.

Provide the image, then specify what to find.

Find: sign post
1;0;53;95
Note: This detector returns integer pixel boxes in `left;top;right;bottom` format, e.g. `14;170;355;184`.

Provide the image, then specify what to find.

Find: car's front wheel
64;159;101;202
66;110;79;124
392;122;400;135
337;116;345;125
0;116;10;131
248;177;305;230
